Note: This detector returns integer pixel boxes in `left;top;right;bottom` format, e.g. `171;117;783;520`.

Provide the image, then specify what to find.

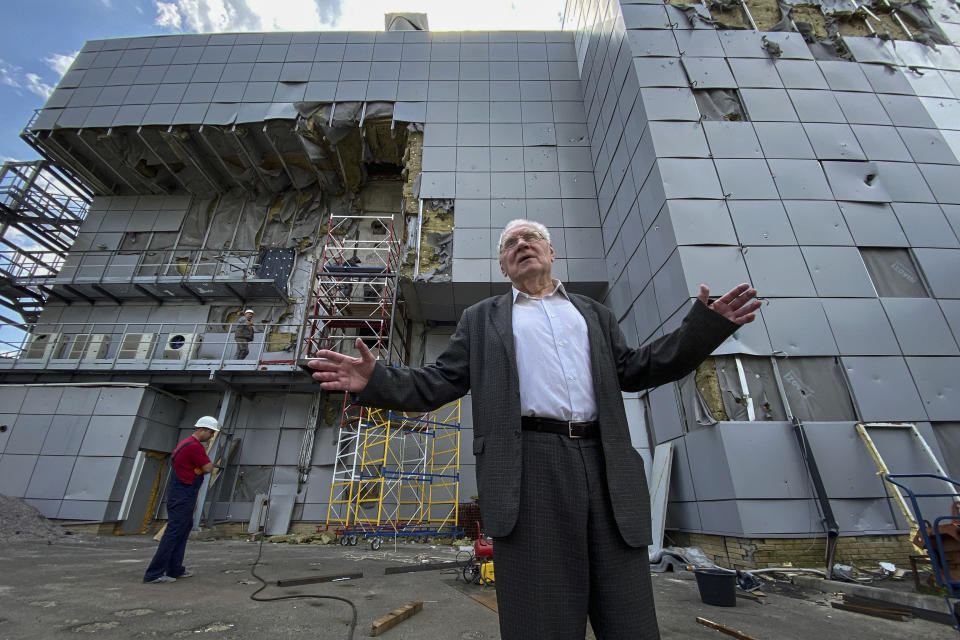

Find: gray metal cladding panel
763;299;838;356
897;127;959;165
0;414;15;453
830;498;904;534
735;499;825;536
740;88;799;122
822;298;901;356
648;383;683;445
914;248;960;298
0;388;27;414
727;200;797;245
676;246;750;300
717;422;812;499
823;161;893;203
657;159;722;199
41;415;92;456
64;456;124;501
664;500;702;532
918;163;960;205
851;125;912;162
646;122;710;158
804;124;865;160
835;91;893;125
753;122;815;159
79;415;137;457
907;357;960;421
57;500;111;521
702;121;763;158
882;298;960;356
801;246;876;297
714;159;779;200
743;247;817;297
94;387;147;416
22;387;63;413
802;423;895;498
682;426;734;501
6;415;53;455
665;199;738;246
790;91;847;124
237;428;281;465
842;356;928;421
25;456;75;500
275;430;302;466
0;454;38;495
767;159;833;199
639;87;700;121
680;57;735;89
694;499;745;535
869;161;938;203
728;58;782;88
667;436;698;503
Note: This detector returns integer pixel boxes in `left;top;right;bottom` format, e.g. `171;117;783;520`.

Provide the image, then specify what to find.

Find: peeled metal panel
907;357;960;421
882;298;959;356
822;298;901;355
842;356;927;421
764;298;838;356
801;246;876;297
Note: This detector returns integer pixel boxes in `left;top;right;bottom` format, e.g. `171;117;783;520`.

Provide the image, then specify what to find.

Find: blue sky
0;0;566;163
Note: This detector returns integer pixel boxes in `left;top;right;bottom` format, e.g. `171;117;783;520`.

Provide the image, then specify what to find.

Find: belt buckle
568;421;585;439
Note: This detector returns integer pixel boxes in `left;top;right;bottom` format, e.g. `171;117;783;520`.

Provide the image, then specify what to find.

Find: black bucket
694;568;736;607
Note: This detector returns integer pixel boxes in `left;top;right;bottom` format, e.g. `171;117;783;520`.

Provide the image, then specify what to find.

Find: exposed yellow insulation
695;358;730;421
401;129;424;216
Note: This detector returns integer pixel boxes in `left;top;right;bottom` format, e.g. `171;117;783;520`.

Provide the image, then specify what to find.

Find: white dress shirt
511;280;598;422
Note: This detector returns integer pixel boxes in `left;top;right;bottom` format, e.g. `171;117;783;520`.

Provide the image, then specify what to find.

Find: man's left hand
698;283;760;326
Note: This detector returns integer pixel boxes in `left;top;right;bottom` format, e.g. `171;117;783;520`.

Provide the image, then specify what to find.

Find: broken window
860;247;930;298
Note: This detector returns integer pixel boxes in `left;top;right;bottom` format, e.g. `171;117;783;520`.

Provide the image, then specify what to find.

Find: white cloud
0;60;21;88
44;52;78;77
155;1;182;28
24;73;54;98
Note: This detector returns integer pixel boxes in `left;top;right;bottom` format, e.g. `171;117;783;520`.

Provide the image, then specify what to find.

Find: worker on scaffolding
307;219;760;640
233;309;256;359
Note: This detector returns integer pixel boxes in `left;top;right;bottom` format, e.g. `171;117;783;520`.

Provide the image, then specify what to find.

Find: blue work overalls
143;440;203;581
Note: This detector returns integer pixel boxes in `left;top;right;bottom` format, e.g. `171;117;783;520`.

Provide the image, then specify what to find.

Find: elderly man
307;219;759;639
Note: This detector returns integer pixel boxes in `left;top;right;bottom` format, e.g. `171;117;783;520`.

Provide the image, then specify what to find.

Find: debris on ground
0;493;74;543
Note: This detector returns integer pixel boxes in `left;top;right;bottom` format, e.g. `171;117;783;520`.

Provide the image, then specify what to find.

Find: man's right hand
306;338;376;392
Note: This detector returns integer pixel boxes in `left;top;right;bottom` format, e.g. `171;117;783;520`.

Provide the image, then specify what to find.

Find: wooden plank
370;600;423;637
695;617;760;640
469;592;499;613
383;561;458;574
276;572;362;588
648;441;674;554
831;601;908;622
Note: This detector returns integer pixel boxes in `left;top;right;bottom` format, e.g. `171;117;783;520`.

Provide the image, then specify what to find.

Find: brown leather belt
520;416;599;439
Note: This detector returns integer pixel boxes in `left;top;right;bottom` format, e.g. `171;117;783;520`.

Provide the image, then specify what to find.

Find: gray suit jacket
356;292;737;547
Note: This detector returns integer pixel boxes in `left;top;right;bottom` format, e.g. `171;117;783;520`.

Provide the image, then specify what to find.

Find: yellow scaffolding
326;399;461;543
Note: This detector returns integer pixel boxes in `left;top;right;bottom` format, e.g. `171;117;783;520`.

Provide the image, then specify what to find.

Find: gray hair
498;219;552;253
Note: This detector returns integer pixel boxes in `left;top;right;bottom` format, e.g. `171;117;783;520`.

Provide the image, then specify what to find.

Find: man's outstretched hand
698;283;760;326
306;338;376;392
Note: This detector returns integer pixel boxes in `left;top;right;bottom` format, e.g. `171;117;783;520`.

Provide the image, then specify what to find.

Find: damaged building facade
1;0;959;565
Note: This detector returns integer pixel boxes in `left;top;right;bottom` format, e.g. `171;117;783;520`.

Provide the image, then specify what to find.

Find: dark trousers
493;431;660;640
144;474;201;581
234;339;250;359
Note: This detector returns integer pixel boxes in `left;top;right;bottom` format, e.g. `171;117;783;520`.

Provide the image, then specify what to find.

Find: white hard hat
194;416;220;431
244;309;254;315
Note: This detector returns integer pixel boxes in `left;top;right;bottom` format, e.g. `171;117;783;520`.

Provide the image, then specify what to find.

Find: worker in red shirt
143;416;219;583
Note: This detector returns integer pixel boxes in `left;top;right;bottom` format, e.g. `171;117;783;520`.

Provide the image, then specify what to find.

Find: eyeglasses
500;230;545;252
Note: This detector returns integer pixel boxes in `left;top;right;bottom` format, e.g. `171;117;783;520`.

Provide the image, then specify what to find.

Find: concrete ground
0;534;957;640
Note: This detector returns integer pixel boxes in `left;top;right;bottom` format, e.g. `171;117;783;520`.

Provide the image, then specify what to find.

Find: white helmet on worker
244;309;254;315
194;416;220;431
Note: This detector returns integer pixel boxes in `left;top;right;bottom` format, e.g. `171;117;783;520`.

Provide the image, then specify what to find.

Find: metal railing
0;321;306;370
2;248;274;285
